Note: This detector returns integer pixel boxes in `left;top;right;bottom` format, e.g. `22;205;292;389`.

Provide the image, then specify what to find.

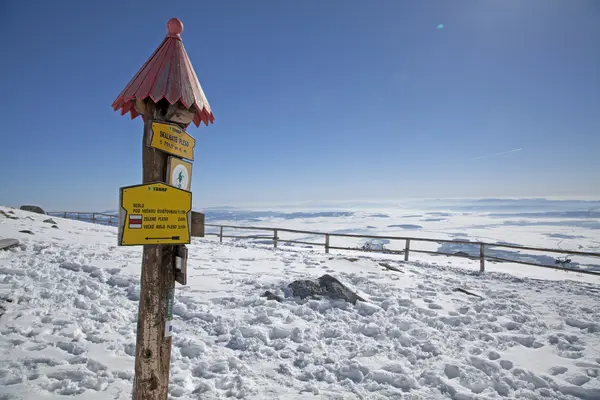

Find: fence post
273;229;278;248
479;243;485;273
77;213;80;220
63;211;67;218
109;216;113;226
219;226;224;243
404;239;410;261
325;234;330;254
92;213;96;224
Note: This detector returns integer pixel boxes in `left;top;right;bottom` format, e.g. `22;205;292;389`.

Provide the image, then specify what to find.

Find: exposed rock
379;262;403;272
19;230;34;235
453;288;483;299
0;210;18;220
288;274;365;305
43;218;57;224
52;225;59;229
288;280;322;300
0;296;13;319
261;291;283;302
20;205;46;215
0;239;19;250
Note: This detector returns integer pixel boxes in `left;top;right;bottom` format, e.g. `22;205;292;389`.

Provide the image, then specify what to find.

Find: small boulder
288;280;322;300
19;230;34;235
0;239;19;251
261;291;283;302
0;210;18;220
52;225;59;229
288;274;365;305
20;205;46;215
318;274;365;304
0;296;14;319
43;218;57;224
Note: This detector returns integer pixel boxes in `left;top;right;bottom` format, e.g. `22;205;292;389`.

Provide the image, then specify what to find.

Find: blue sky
1;0;599;211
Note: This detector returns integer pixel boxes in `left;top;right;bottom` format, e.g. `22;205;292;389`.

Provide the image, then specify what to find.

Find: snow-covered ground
1;205;600;399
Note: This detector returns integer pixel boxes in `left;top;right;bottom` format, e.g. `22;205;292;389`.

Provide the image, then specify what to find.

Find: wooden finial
167;18;183;38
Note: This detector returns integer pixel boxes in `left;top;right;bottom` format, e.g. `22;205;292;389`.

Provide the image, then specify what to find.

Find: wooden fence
49;212;119;226
48;212;600;276
205;223;600;276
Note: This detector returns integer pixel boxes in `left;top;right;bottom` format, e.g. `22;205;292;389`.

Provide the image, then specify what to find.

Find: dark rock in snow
0;210;18;220
43;218;57;224
453;288;484;299
52;225;59;229
0;239;19;251
288;274;365;305
261;291;283;302
379;262;403;272
288;280;322;300
20;205;46;215
0;296;13;319
19;230;34;235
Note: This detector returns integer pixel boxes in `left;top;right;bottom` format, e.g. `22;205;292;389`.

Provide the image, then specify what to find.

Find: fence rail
204;223;600;276
48;212;600;276
48;211;119;226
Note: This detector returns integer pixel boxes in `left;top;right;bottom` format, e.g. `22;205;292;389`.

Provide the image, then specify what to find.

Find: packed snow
1;205;600;399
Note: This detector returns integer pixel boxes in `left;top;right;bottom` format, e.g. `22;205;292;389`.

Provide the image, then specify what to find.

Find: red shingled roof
112;18;214;127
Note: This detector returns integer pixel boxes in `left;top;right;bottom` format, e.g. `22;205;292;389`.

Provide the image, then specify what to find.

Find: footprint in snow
548;366;568;375
566;374;590;386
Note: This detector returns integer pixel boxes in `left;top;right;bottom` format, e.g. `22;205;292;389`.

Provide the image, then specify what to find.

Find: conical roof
112;18;214;127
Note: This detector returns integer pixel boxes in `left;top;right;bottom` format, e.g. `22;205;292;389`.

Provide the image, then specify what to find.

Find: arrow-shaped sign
145;236;181;241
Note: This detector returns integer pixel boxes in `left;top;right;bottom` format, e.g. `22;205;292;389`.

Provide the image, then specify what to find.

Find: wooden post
63;211;67;218
219;226;224;243
92;213;96;224
273;229;278;248
479;243;485;273
325;234;330;254
111;18;215;400
109;215;113;226
404;239;410;261
132;103;177;400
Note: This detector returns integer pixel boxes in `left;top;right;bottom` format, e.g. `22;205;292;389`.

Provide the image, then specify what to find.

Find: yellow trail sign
148;121;196;160
118;182;192;246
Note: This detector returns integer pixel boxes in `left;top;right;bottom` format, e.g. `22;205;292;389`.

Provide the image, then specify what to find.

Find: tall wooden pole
132;103;177;399
111;18;214;399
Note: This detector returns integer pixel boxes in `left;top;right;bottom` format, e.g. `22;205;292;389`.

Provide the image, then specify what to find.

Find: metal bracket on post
175;245;188;286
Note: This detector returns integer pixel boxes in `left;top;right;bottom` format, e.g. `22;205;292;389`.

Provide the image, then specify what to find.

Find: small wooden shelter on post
112;18;214;400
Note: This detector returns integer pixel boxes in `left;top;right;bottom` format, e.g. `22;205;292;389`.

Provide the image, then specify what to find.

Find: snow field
1;206;600;399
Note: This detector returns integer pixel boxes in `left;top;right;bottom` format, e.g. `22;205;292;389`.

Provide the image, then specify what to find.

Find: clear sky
1;0;599;211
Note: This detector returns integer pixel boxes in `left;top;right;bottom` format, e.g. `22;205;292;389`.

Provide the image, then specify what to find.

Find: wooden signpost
111;18;214;400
